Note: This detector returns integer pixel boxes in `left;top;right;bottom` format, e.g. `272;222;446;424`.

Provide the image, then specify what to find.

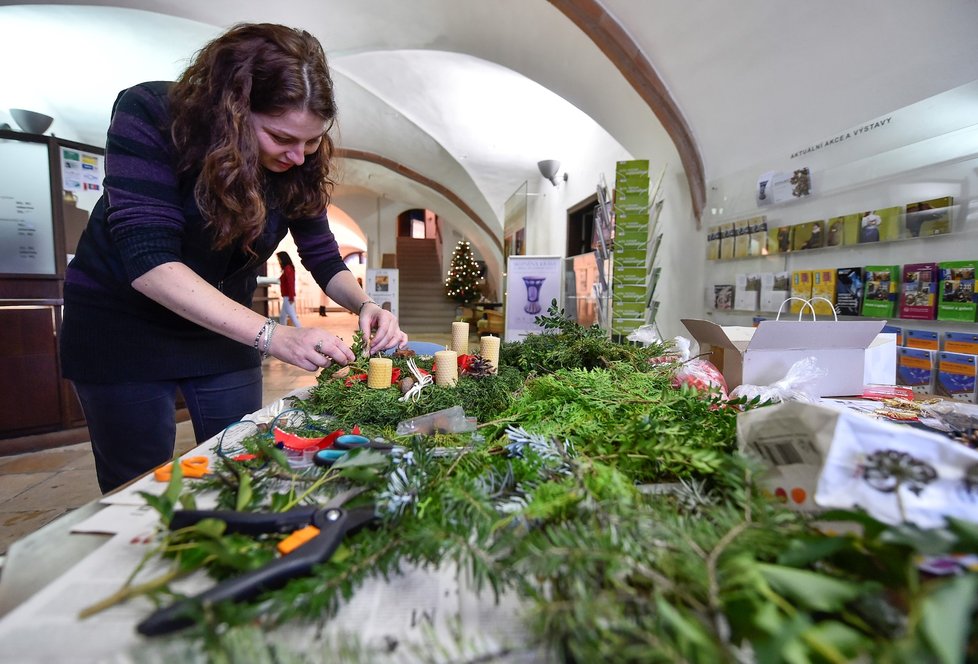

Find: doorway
566;193;598;257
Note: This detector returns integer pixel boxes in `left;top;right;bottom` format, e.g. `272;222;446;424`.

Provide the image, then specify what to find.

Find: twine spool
367;357;393;389
434;350;458;386
479;335;500;373
451;321;469;355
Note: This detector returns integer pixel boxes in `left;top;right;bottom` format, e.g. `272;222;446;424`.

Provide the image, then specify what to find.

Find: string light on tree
444;240;482;303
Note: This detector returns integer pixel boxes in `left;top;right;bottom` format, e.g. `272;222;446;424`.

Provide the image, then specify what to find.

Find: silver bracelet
253;318;273;352
260;319;278;360
357;300;379;316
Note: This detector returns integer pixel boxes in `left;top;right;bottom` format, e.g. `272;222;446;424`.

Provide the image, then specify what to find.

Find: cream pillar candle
479;335;500;373
434;350;459;386
451;321;469;355
367;357;393;389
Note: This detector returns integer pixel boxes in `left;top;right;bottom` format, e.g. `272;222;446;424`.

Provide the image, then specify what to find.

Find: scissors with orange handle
153;456;210;482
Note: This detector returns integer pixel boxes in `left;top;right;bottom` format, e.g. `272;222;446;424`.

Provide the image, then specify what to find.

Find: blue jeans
73;367;263;493
279;297;301;327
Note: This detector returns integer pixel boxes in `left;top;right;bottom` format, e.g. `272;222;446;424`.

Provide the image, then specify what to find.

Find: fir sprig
301;365;524;427
107;319;978;663
499;299;670;373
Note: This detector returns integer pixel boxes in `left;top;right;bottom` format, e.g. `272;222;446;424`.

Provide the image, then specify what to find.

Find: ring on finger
314;340;332;365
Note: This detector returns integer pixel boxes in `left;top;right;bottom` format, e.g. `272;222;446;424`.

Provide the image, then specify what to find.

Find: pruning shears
136;488;377;636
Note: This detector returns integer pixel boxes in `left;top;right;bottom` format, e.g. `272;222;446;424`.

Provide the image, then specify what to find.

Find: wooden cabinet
0;131;103;443
0;307;62;436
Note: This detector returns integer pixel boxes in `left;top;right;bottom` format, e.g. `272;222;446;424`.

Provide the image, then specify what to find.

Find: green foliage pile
487;364;740;483
301;364;524;427
132;438;978;664
499;300;670;373
103;303;978;663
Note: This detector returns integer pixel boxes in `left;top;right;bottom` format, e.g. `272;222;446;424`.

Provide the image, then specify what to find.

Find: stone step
400;268;442;275
393;237;458;335
401;283;445;290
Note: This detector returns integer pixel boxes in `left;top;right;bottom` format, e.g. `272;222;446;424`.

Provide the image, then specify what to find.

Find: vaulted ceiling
3;0;978;260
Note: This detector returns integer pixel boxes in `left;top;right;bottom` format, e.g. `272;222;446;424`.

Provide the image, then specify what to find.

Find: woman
61;23;407;493
276;251;301;327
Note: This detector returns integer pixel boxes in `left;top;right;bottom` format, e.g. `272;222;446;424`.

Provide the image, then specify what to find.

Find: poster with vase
504;255;562;341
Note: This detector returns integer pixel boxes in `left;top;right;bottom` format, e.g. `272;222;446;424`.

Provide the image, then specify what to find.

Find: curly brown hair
170;23;337;253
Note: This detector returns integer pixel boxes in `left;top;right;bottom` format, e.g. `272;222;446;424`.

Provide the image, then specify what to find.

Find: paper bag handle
775;297;839;322
775;297;814;321
808;297;839;321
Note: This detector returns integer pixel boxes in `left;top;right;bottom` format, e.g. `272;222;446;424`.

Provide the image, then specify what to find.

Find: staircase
395;237;458;339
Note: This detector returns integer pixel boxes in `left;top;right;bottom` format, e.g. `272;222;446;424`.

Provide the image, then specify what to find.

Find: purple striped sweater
61;81;347;383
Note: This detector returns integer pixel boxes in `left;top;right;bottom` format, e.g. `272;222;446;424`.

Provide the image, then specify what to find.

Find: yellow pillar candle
479;335;500;373
367;357;393;389
451;321;469;355
434;350;458;386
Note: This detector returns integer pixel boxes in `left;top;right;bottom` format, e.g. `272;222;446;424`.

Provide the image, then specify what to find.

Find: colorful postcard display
733;219;751;258
612;160;652;336
734;273;760;311
747;217;768;256
861;265;899;318
709;196;956;262
760;271;790;311
936;352;978;403
767;226;792;255
791;220;826;251
756;167;812;205
944;332;978;355
905;329;940;351
719;222;735;260
897;262;938;320
706;226;721;260
810;269;836;315
835;267;864;316
938;260;977;322
714;284;734;310
790;270;812;313
857;206;902;244
881;324;903;346
897;347;935;395
905;196;953;237
825;214;860;247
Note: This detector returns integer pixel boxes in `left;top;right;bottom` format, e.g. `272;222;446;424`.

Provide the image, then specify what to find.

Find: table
0;389;534;663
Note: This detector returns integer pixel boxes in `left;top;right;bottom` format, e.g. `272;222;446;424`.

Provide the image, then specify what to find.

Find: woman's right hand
268;325;356;372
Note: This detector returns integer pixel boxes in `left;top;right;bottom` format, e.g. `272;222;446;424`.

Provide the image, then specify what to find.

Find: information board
0;139;55;275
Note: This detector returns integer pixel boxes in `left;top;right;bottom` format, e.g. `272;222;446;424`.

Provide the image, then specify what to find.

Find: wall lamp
9;109;54;134
537;159;568;187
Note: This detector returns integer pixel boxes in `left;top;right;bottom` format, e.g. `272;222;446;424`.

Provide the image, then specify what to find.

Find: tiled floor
0;311;456;560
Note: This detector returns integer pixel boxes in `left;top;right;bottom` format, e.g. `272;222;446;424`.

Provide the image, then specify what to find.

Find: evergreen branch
79;556;208;619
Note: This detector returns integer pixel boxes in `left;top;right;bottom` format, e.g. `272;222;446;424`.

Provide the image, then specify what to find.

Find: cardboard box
681;318;893;397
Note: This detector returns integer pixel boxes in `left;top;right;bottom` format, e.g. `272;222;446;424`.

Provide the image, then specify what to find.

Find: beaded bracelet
260;319;278;360
357;300;379;316
253;318;274;353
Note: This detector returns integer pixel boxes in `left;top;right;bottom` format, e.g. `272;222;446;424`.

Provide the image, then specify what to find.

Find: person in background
60;23;407;493
276;251;301;327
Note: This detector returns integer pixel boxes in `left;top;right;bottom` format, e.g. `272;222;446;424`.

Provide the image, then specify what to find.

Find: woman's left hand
359;303;408;354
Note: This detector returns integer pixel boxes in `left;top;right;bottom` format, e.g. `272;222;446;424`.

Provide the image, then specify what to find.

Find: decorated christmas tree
444;240;482;303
